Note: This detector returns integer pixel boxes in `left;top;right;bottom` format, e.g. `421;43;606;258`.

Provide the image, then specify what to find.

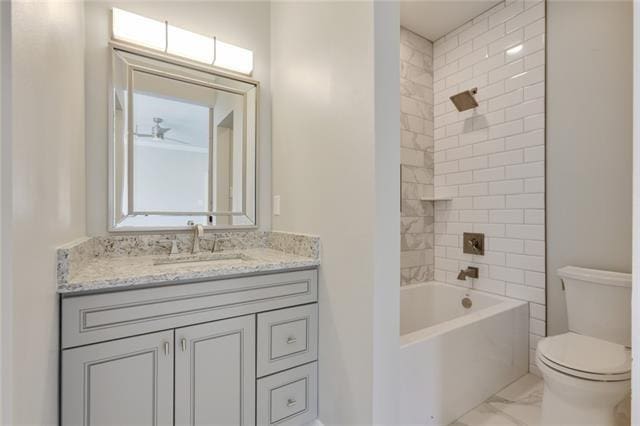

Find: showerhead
450;88;478;112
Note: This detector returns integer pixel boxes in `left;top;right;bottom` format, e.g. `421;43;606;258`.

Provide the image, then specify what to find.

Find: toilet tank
559;266;632;347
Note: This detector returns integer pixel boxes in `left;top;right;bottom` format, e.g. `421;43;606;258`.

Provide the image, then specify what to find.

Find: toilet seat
537;333;631;382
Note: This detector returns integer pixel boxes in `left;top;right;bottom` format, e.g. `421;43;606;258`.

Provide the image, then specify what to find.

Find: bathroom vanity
57;232;320;426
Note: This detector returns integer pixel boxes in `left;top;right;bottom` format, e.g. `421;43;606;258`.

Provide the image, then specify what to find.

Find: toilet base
541;380;618;426
537;356;630;426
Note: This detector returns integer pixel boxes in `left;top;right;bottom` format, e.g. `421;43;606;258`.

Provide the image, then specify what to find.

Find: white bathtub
398;281;529;425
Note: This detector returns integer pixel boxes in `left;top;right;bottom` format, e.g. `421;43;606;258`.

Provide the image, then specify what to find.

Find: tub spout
458;267;479;280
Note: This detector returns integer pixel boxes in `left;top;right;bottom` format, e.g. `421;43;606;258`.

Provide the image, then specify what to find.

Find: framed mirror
109;48;257;230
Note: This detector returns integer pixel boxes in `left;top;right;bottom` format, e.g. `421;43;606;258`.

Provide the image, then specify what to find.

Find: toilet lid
538;333;631;377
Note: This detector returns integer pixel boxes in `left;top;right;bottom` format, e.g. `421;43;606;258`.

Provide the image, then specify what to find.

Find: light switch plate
273;195;281;216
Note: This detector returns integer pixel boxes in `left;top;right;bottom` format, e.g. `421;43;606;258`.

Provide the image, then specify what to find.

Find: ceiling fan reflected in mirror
134;117;190;145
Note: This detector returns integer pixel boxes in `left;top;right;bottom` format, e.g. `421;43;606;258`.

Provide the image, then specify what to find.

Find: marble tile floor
450;373;630;426
450;374;543;426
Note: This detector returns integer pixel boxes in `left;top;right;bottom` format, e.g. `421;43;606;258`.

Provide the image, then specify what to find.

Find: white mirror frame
107;41;259;232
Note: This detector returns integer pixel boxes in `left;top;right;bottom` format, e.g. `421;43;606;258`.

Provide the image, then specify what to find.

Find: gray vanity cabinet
60;269;318;426
61;330;174;426
174;315;256;426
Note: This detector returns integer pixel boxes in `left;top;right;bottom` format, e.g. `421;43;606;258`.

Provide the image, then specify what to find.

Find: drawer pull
163;341;170;355
286;336;297;344
181;338;187;352
287;398;297;407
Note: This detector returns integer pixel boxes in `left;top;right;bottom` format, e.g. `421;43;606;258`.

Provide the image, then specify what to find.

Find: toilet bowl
536;332;630;425
537;266;632;426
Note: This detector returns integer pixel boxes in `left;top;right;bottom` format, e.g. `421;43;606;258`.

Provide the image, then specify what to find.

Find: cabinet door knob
181;338;187;352
163;341;170;355
286;336;297;344
287;398;296;407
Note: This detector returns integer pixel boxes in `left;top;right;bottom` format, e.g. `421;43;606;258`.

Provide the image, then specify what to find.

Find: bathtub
398;281;529;425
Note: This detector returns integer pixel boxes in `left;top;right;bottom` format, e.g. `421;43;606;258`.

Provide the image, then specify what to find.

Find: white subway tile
474;166;505;182
475;195;506;209
435;234;458;247
525;270;546;288
505;65;544;91
524;82;544;100
460;128;489;145
507;253;545;271
434;159;458;175
506;193;544;208
460;156;489;171
525;239;545;255
506;2;544;34
473;223;506;237
479;81;506;100
489;59;524;84
506;283;545;304
459;209;489;223
459;182;489;197
488;29;524;56
505;98;544;121
525;177;544;193
524;113;545;131
525;49;545;70
489;237;524;253
434;135;459;152
446;171;473;185
505;162;544;179
489;149;524;167
488;89;523;112
530;303;546;320
473;110;506;130
530;317;546;336
524;209;545;224
446;41;473;64
474;138;506;156
507;224;544;240
490;209;524;223
489;119;523;139
525;18;545;40
491;265;524;284
473;277;507;294
436;257;460;272
446;66;474;88
525;145;544;162
460;19;490;43
476;250;507;266
446;145;474;161
473;25;506;50
505;129;544;149
489;1;524;28
473;52;506;77
459;46;489;70
489;179;524;194
434;36;459;58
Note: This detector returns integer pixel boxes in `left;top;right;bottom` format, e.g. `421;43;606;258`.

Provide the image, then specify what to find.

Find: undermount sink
153;252;253;266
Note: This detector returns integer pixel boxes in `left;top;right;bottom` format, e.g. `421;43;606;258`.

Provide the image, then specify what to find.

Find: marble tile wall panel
400;27;435;286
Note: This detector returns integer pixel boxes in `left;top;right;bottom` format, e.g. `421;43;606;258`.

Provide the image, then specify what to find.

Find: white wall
0;1;7;422
271;2;400;423
84;1;271;235
432;0;546;373
546;0;632;336
7;2;86;424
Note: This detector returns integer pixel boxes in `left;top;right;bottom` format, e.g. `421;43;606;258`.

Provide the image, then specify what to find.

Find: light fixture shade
214;40;254;75
112;8;166;51
167;25;215;64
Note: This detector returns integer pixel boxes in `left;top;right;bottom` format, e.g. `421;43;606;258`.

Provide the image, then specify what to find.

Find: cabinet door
61;330;174;426
175;315;256;426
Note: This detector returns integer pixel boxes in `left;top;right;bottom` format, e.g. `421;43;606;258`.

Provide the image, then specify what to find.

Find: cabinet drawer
257;304;318;377
257;362;318;426
61;269;317;348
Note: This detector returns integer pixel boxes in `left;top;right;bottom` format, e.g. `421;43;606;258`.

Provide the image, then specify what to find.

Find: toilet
536;266;632;425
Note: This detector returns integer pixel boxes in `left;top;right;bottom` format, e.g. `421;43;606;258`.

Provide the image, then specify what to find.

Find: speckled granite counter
57;231;320;294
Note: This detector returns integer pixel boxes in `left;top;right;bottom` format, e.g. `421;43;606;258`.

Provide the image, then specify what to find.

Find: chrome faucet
457;266;479;280
192;223;204;254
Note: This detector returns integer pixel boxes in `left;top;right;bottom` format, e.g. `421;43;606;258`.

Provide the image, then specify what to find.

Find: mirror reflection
110;49;257;230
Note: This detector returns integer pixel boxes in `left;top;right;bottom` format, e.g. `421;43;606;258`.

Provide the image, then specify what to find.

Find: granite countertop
57;231;320;294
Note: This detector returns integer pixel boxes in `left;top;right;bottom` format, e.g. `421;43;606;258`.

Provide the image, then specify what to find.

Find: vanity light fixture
167;25;215;64
111;8;254;75
112;8;166;51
